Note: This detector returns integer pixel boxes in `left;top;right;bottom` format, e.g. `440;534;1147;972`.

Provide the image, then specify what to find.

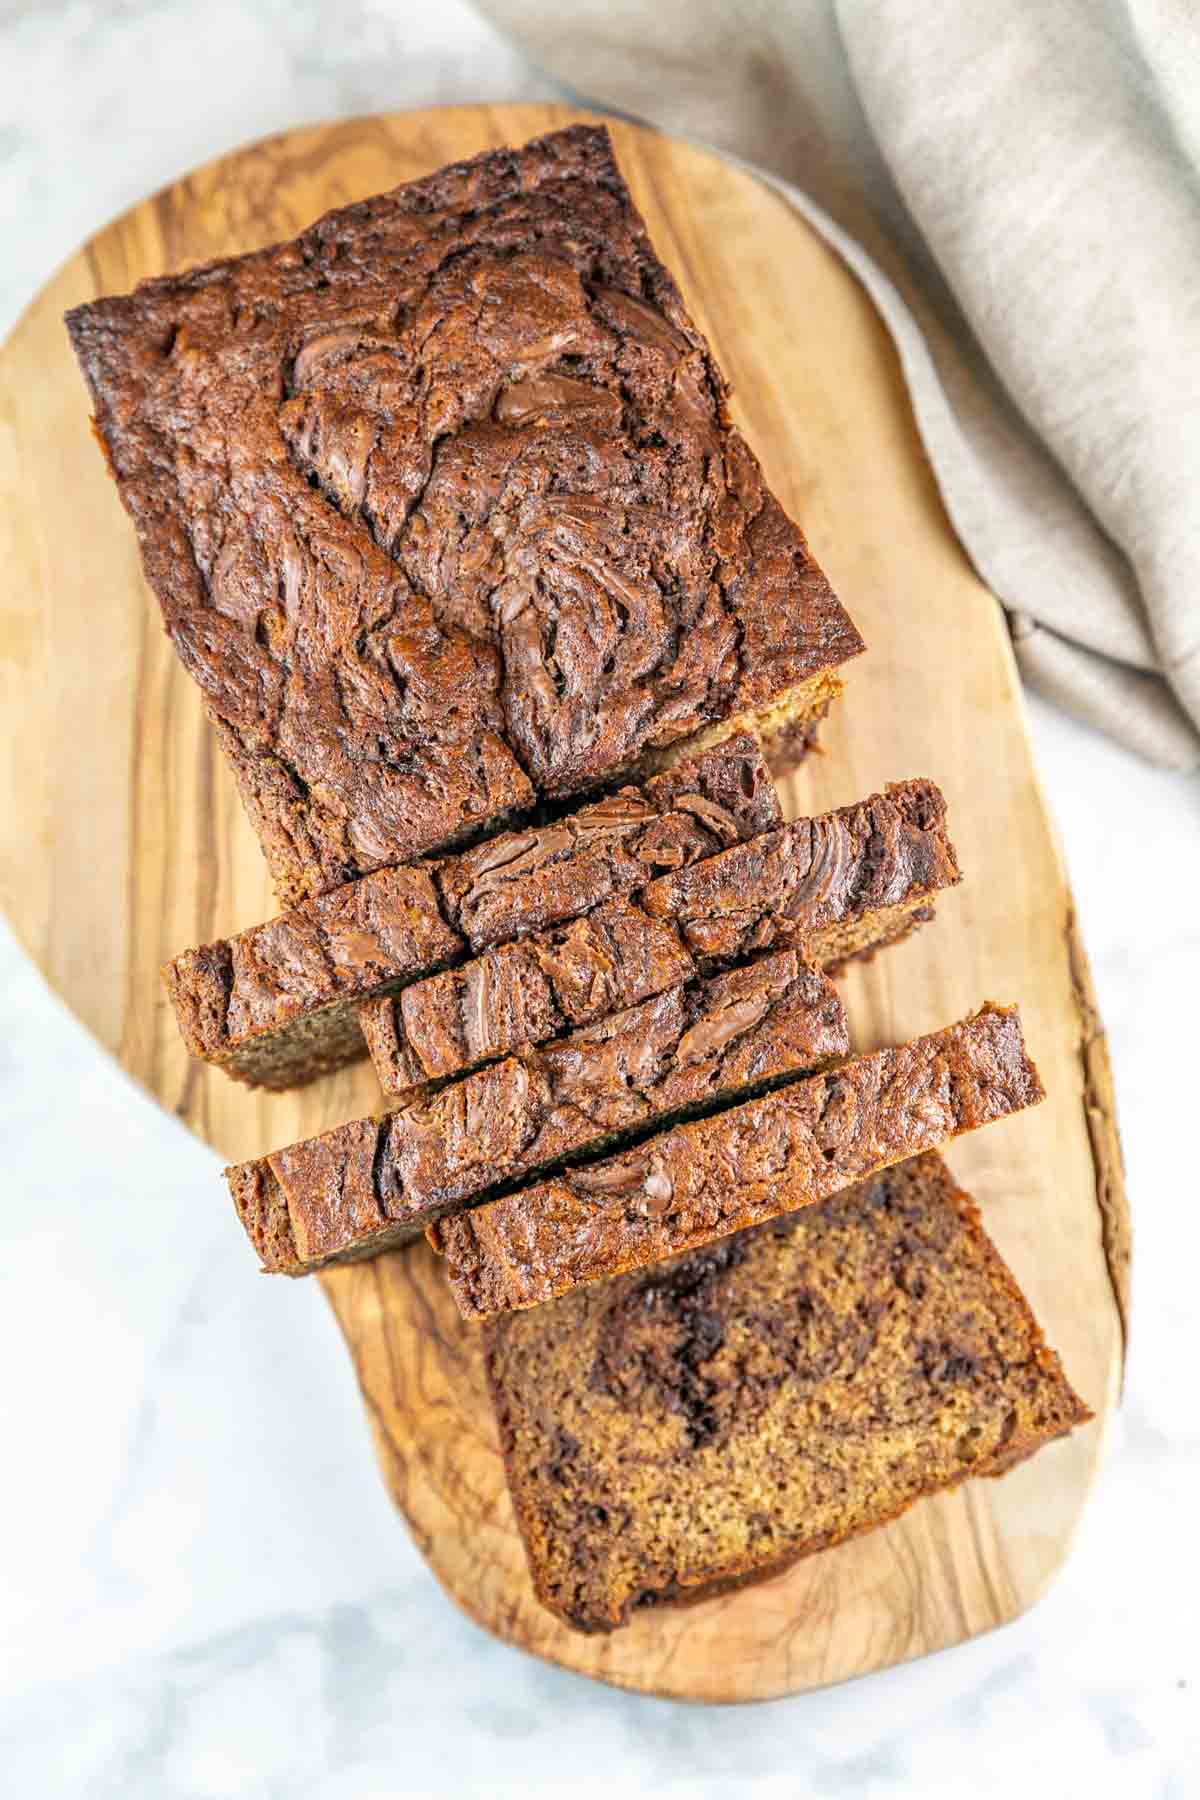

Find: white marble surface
1;3;1198;1794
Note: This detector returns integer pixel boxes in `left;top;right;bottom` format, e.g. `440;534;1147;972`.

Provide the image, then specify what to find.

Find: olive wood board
0;103;1126;1703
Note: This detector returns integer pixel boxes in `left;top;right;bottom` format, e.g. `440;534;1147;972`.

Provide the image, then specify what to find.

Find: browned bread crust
359;897;694;1097
67;125;862;907
430;1004;1044;1319
165;734;778;1090
483;1152;1090;1632
226;950;847;1274
639;776;960;970
362;778;959;1097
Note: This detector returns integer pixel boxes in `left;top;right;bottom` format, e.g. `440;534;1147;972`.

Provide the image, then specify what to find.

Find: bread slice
484;1152;1091;1633
639;775;959;974
362;778;960;1098
226;951;847;1274
430;1004;1043;1319
359;897;694;1099
164;734;780;1091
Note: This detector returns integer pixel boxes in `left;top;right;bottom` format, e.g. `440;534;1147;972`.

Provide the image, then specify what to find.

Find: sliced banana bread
165;734;778;1091
430;1004;1043;1319
362;778;960;1099
484;1152;1090;1632
227;951;847;1274
638;776;959;972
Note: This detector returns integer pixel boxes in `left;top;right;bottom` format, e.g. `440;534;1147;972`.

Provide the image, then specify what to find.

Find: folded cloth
477;0;1200;769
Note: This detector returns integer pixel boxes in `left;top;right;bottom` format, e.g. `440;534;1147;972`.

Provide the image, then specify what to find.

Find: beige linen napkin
477;0;1200;769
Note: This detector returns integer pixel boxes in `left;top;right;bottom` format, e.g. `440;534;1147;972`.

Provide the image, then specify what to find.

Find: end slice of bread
484;1152;1090;1633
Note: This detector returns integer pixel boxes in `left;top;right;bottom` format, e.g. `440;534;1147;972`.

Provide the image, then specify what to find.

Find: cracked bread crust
362;778;959;1098
483;1152;1090;1633
66;124;862;906
226;950;847;1274
429;1005;1045;1319
164;733;779;1089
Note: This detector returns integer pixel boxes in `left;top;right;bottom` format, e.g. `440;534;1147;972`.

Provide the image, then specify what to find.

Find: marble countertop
2;2;1197;1794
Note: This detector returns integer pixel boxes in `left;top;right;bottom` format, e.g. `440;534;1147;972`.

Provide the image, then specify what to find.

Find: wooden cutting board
0;104;1126;1703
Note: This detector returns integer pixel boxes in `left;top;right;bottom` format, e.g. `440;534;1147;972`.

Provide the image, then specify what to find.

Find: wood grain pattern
0;104;1125;1702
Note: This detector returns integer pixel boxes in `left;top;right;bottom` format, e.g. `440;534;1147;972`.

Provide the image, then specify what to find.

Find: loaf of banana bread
67;124;862;907
165;734;779;1089
484;1152;1090;1632
430;1004;1044;1319
362;778;959;1098
227;951;847;1274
